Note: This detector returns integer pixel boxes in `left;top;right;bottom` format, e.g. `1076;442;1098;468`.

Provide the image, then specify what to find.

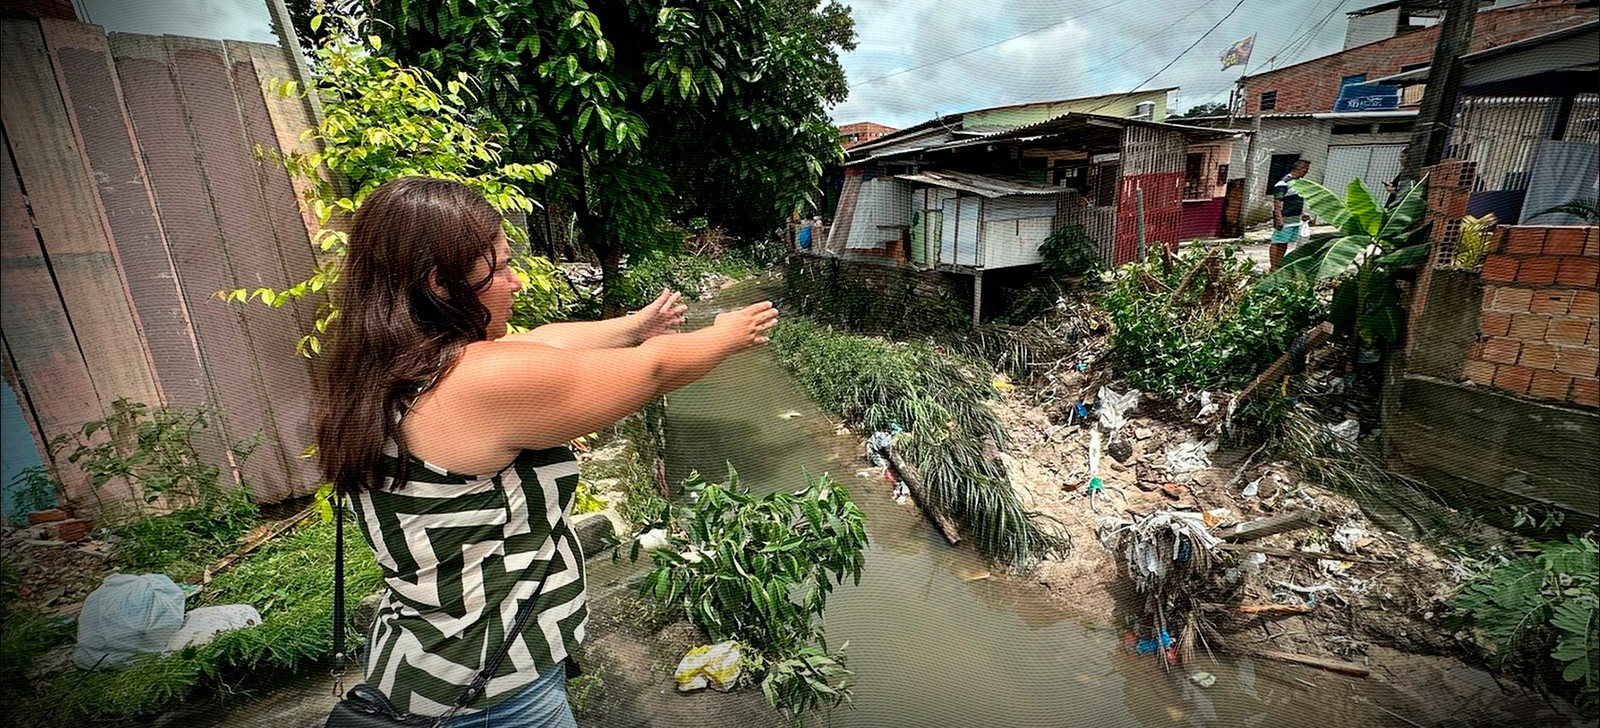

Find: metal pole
1135;186;1147;262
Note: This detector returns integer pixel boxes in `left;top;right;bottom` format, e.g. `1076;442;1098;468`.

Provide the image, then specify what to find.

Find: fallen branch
1237;603;1313;615
1234;322;1334;406
1251;648;1371;677
1223;509;1325;543
886;444;962;546
198;505;317;587
1217;542;1386;564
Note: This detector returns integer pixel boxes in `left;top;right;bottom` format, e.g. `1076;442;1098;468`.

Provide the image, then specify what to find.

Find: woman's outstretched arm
504;289;686;349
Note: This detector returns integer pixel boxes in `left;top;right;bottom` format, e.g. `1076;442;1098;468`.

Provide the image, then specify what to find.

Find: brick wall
1463;226;1600;406
1242;0;1593;115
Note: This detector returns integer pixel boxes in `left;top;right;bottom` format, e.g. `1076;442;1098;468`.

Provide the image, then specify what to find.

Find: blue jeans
440;662;576;728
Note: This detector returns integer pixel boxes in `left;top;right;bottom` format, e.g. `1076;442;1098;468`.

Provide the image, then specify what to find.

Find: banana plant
1261;176;1432;349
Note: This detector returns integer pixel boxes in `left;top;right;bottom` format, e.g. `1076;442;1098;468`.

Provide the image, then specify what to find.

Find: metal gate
1324;144;1405;201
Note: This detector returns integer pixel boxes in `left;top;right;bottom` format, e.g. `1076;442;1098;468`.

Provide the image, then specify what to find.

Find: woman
314;177;777;726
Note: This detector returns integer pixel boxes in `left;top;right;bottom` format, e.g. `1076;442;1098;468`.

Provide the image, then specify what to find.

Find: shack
817;112;1237;322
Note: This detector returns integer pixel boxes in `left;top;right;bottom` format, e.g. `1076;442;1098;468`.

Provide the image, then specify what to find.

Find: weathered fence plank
109;32;288;497
39;19;234;479
0;19;160;411
236;42;328;245
0;133;100;504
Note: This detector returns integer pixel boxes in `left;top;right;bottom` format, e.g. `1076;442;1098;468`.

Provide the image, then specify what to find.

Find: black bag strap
333;484;552;727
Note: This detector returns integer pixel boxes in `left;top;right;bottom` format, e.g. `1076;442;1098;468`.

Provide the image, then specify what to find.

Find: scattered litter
1107;438;1134;463
674;641;742;692
777;410;802;420
960;570;992;582
1202;509;1233;528
1117;510;1222;590
855;470;873;479
75;573;186;670
991;376;1016;390
1276;581;1339;595
164;604;261;652
1327;418;1361;451
1188;391;1220;422
1332;525;1371;554
636;528;671;552
1097;386;1141;431
1133;627;1174;656
1190;670;1216;688
1242;477;1261;498
1163;438;1218;478
892;480;910;505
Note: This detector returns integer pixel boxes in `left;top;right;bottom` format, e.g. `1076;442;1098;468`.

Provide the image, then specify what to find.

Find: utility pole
1402;0;1478;181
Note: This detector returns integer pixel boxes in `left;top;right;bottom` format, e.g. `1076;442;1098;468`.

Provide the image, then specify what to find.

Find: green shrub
1038;224;1102;280
638;467;864;718
769;319;1065;565
781;257;970;338
1102;246;1323;398
1454;534;1598;717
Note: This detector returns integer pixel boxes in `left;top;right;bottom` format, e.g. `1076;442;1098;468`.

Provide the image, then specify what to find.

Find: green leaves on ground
638;467;864;717
1454;533;1598;716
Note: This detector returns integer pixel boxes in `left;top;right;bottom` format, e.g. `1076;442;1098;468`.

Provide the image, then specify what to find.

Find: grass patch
14;519;382;727
769;318;1065;566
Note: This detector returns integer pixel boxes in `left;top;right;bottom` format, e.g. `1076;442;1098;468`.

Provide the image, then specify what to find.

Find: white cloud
831;0;1349;127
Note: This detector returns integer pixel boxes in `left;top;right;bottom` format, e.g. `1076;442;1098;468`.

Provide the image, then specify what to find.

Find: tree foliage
225;15;567;352
362;0;854;314
1260;177;1432;349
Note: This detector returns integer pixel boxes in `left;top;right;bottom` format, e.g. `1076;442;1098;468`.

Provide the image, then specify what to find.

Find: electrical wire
1086;0;1251;114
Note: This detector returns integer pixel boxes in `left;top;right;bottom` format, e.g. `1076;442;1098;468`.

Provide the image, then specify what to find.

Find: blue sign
1334;83;1401;112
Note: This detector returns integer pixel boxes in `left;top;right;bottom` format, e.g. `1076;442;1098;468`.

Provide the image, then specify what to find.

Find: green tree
226;15;565;354
1175;101;1229;118
362;0;854;316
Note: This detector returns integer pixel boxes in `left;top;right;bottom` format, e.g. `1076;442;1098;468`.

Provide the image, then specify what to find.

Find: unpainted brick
1528;369;1574;401
1479;310;1512;338
1481;254;1519;282
1572;377;1600;408
1529;290;1573;315
1490;286;1534;312
1557;256;1599;287
1505;227;1548;255
1481;337;1522;365
1543;228;1586;256
1516;257;1559;285
1584;228;1598;258
1555;347;1600;378
1462;358;1497;385
1493;364;1535;395
1518;341;1558;370
1572;290;1600;319
1548;317;1591;346
1508;313;1550;341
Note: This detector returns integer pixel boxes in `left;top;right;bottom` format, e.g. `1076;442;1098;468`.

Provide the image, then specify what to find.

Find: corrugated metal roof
894;170;1063;198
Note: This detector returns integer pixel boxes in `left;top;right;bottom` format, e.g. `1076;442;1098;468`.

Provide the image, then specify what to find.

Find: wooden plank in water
38;19;233;477
0;132;100;504
108;32;286;498
0;19;160;411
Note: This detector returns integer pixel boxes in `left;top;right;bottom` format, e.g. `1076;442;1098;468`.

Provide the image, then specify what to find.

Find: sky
73;0;279;44
831;0;1358;127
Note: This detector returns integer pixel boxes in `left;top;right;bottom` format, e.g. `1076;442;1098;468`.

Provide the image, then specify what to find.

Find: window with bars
1259;91;1277;111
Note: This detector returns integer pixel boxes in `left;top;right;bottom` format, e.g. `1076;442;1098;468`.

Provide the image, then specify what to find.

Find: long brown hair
314;177;505;494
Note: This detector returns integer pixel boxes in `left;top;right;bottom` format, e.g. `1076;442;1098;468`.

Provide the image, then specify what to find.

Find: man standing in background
1270;159;1311;271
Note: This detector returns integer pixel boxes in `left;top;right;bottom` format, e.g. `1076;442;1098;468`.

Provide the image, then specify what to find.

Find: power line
1087;0;1251;114
846;0;1125;89
1247;0;1349;75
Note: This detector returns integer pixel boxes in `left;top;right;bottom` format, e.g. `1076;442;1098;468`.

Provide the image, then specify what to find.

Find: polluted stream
619;276;1425;728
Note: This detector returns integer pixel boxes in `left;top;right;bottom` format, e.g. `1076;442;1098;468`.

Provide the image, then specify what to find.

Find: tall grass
770;319;1065;566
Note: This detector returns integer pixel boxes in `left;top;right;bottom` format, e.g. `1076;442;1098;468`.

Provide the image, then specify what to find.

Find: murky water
655;276;1422;728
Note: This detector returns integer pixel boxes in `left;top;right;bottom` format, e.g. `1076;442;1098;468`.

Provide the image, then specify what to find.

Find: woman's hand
710;301;779;353
631;289;688;343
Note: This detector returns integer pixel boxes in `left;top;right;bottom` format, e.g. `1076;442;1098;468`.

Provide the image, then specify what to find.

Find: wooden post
971;269;984;327
886;444;961;545
1402;0;1477;181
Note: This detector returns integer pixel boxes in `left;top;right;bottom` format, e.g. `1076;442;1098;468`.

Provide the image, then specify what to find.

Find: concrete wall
962;89;1170;128
1233;118;1415;225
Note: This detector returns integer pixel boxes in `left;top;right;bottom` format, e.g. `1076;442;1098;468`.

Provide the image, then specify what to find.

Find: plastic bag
1096;386;1141;432
164;604;262;652
75;573;186;670
674;641;742;692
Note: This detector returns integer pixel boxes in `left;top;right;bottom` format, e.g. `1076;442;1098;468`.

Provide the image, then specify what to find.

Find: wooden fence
0;17;323;506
